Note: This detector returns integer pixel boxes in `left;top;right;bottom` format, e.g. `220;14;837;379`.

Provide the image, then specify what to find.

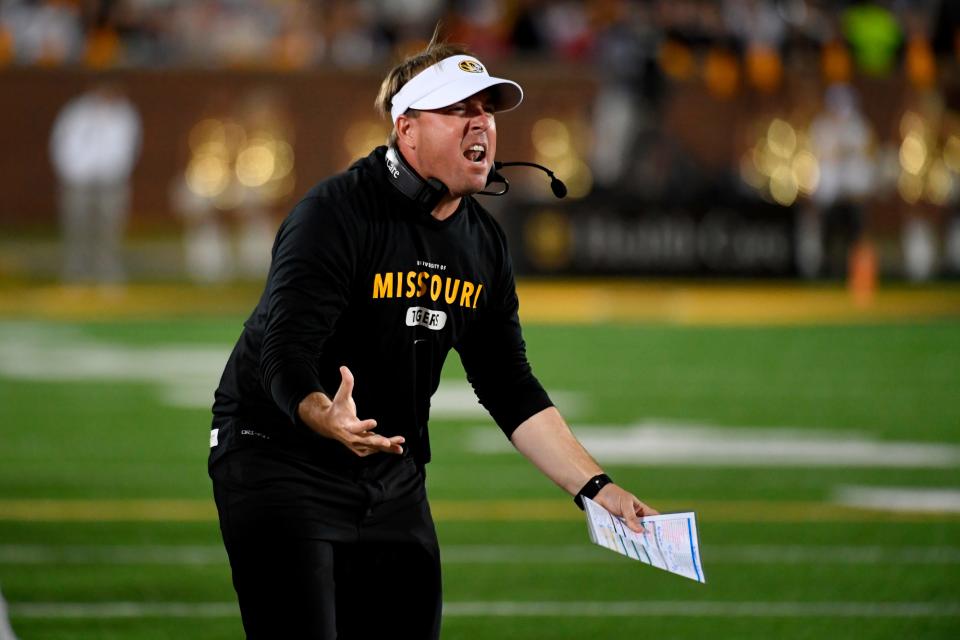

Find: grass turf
0;319;958;638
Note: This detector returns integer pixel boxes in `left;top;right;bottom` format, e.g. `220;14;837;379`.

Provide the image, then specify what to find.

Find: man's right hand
297;366;405;457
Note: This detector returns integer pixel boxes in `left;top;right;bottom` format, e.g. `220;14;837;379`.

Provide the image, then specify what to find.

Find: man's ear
395;114;417;151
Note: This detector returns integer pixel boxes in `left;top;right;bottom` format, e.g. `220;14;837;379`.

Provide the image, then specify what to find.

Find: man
209;35;657;639
49;82;141;284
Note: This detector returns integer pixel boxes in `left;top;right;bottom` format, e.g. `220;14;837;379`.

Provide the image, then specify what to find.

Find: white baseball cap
389;54;523;123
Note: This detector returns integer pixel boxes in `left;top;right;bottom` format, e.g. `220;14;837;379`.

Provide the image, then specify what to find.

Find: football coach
209;32;658;639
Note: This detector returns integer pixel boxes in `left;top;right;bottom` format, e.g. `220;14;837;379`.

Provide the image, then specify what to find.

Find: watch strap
573;473;613;510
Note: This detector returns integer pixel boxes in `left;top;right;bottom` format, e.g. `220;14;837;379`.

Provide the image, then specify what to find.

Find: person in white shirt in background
801;83;876;279
49;82;141;284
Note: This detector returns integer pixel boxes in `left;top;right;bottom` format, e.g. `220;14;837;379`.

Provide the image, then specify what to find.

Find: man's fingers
327;369;404;456
348;431;405;455
627;500;660;534
622;503;645;534
345;418;378;433
638;501;660;517
332;365;354;404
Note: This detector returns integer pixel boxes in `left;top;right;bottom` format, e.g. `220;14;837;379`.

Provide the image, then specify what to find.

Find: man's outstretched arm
509;407;658;532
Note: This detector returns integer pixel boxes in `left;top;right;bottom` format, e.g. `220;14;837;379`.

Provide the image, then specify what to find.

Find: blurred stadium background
0;0;959;638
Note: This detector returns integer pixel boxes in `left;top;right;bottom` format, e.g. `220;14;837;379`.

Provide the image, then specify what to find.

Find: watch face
587;474;610;496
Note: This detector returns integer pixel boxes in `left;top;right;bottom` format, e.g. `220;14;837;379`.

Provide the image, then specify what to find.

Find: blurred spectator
170;173;230;284
803;83;875;278
0;0;946;77
445;0;512;60
897;91;944;282
902;213;936;281
0;0;82;65
724;0;786;50
371;0;443;52
537;0;593;60
323;0;387;68
946;214;960;274
49;82;141;284
590;0;663;190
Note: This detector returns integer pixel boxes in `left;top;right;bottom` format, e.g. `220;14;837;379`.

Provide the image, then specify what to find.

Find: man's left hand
593;484;659;534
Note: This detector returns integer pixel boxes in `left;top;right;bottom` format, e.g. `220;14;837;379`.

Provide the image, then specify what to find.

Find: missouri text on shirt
372;271;484;308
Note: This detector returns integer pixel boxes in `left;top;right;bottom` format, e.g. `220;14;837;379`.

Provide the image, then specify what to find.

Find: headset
385;146;567;211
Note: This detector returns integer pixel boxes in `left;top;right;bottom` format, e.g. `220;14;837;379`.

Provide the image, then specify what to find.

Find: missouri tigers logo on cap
458;59;484;73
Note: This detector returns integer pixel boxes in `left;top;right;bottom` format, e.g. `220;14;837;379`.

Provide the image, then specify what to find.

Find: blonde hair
375;27;471;147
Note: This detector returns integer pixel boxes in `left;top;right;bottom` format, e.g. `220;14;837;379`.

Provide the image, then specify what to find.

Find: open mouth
464;144;486;163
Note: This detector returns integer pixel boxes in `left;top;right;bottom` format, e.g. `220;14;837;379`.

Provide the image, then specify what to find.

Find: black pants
211;444;442;639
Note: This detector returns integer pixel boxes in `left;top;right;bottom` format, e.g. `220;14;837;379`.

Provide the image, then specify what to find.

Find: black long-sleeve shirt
211;146;552;469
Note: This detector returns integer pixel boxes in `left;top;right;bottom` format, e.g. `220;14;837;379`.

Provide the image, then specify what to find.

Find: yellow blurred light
899;111;925;138
544;153;592;199
791;150;820;194
754;142;783;177
566;158;593;199
185;154;229;198
532;118;571;158
766;119;797;158
236;144;276;187
272;140;295;178
899;133;927;175
261;172;297;201
769;166;798;206
740;152;766;189
194;140;228;159
523;209;573;270
344;121;388;160
247;135;278;158
189;119;226;152
898;172;923;204
248;131;277;146
925;159;953;205
943;135;960;172
222;120;247;153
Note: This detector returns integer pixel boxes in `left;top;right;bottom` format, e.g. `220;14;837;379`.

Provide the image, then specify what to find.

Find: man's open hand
298;366;405;457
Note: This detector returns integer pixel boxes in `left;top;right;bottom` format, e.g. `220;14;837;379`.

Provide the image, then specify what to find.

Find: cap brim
407;77;523;114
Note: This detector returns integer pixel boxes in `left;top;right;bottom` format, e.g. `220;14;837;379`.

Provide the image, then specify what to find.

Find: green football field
0;295;958;638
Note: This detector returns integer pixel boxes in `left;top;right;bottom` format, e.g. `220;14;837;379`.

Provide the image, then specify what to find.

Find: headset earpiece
385;146;448;212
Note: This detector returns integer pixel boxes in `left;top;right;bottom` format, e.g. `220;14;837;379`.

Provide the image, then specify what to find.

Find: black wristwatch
573;473;613;510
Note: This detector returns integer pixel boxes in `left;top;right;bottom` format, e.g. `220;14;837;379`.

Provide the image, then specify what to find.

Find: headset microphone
481;161;567;199
385;146;567;209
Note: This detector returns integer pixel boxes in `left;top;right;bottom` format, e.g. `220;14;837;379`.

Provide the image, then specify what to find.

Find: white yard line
2;544;959;565
443;601;960;617
443;544;960;565
6;600;960;619
0;329;580;417
835;486;960;513
8;602;238;619
0;584;17;640
471;423;960;468
0;545;226;565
